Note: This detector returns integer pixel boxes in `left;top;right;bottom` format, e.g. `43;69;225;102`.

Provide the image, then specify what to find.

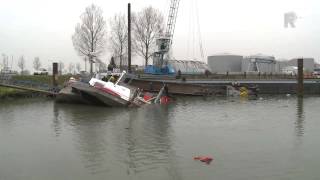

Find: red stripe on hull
93;82;121;98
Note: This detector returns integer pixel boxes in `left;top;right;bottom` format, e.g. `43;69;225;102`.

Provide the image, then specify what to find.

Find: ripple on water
1;96;320;180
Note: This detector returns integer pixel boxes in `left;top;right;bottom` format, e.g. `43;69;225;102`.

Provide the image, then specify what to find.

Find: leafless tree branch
132;6;164;67
72;4;107;73
33;57;41;70
18;56;25;74
109;13;128;69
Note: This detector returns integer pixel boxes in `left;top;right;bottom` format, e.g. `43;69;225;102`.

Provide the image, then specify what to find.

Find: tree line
72;4;164;74
0;54;41;74
0;54;81;75
1;4;164;75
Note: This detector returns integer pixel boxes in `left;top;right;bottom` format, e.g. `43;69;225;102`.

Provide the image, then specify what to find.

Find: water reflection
52;104;62;137
0;102;14;130
295;97;305;137
52;103;181;178
123;104;182;179
2;96;320;179
0;98;51;131
53;104;120;174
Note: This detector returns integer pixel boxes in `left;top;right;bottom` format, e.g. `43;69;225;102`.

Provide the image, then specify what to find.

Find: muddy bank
0;87;47;99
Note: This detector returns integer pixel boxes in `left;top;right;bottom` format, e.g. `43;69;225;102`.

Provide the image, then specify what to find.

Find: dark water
0;96;320;180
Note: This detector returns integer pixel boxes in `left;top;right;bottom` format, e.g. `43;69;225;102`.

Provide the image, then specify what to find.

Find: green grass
12;75;72;86
0;75;73;98
0;87;23;97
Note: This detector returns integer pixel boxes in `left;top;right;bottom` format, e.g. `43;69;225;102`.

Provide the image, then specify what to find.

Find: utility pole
128;3;132;73
89;55;93;75
84;57;87;72
52;62;58;87
297;58;304;97
11;55;13;70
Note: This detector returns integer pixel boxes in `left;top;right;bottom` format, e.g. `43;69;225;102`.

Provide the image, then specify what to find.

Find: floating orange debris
193;156;213;164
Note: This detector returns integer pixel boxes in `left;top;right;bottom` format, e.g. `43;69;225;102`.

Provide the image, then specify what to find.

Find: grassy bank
0;75;72;99
12;75;72;86
0;87;29;98
0;87;19;96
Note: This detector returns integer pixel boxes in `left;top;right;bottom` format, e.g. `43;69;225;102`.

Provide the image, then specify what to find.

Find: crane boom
145;0;181;75
165;0;181;45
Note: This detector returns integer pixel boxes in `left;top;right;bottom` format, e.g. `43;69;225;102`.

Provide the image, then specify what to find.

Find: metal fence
180;72;303;80
0;73;58;93
0;73;12;83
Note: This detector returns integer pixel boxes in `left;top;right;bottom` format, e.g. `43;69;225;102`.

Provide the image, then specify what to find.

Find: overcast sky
0;0;319;71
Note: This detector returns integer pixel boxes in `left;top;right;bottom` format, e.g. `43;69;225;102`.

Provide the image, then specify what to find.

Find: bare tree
96;62;107;73
2;54;8;69
108;56;116;71
132;6;164;67
84;57;87;72
100;62;107;72
18;56;26;74
109;14;127;69
68;63;75;74
47;65;52;74
72;4;107;74
59;61;64;75
76;62;81;73
33;57;41;70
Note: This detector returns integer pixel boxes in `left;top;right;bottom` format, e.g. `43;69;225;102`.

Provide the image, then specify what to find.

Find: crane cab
144;37;174;74
156;37;171;52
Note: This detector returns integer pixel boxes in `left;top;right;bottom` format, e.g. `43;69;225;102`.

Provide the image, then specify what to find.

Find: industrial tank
207;54;243;73
287;58;315;72
167;60;209;75
242;54;276;73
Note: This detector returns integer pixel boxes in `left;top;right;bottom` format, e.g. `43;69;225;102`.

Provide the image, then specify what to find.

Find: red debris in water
143;93;153;101
160;96;170;104
193;156;213;164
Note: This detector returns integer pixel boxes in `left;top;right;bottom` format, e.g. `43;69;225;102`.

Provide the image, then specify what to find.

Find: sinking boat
56;71;170;107
226;82;259;97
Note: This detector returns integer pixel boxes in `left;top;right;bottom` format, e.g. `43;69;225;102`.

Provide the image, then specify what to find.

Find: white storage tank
287;58;315;73
167;60;209;75
207;54;243;73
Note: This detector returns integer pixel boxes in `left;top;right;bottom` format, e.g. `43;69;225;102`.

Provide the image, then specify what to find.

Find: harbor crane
145;0;181;74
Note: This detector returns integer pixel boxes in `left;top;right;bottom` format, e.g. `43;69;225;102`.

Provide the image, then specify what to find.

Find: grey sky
0;0;319;71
